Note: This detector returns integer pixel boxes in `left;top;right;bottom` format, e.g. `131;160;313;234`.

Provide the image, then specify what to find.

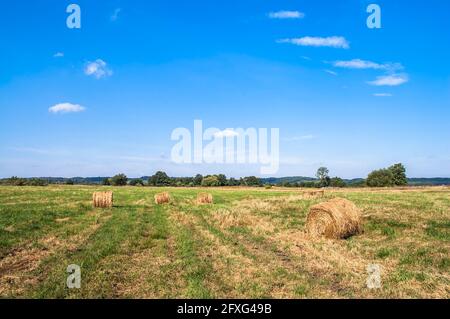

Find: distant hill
261;176;316;184
261;177;450;186
407;178;450;186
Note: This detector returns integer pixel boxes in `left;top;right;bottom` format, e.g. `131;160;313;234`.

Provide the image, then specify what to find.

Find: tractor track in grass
0;211;108;297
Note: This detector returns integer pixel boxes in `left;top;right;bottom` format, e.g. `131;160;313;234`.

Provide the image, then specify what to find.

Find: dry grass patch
0;215;104;297
303;189;325;199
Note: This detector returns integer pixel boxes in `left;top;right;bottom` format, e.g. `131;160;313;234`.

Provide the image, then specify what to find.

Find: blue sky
1;0;449;178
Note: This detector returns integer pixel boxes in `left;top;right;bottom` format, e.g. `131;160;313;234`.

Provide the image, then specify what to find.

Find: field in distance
0;186;449;298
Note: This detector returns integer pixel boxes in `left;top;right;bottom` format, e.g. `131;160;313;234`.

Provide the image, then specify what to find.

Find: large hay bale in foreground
197;193;213;204
155;192;170;205
305;198;363;239
93;191;113;208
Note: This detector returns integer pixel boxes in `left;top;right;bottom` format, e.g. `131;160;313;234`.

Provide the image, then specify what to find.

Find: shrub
330;177;347;188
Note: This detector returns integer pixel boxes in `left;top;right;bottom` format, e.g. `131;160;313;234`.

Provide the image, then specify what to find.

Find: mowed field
0;186;449;299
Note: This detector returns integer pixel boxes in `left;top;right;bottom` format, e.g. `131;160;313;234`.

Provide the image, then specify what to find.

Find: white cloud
373;93;393;97
214;129;239;138
368;74;409;86
332;59;403;71
53;52;64;58
324;69;338;76
301;56;311;61
49;103;86;114
84;59;113;79
277;36;350;49
111;8;121;21
269;11;305;19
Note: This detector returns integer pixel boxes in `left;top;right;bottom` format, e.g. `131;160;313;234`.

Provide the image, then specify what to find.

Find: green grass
0;185;449;299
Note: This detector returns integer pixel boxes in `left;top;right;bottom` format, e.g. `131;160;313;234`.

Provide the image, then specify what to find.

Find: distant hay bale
303;189;325;199
93;191;113;208
154;192;171;205
305;198;363;239
197;193;213;204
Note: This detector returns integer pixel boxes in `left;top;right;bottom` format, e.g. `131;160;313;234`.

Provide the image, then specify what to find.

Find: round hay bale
154;192;170;205
305;198;363;239
93;191;113;208
197;193;213;204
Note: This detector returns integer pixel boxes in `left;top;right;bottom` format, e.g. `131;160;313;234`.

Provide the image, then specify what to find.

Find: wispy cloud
53;52;64;58
10;147;53;155
332;59;403;71
368;74;409;86
301;56;311;61
324;69;338;76
49;103;86;114
84;59;113;79
110;8;121;22
9;147;71;156
268;11;305;19
284;135;316;141
373;93;393;97
277;36;350;49
214;129;239;138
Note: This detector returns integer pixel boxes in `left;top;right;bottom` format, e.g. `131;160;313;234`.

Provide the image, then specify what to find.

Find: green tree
65;179;74;185
366;169;394;187
149;171;171;186
110;174;128;186
193;174;203;186
388;163;408;186
129;178;145;186
243;176;262;187
316;167;330;187
217;174;227;186
6;176;27;186
201;175;220;187
102;178;111;186
28;178;48;186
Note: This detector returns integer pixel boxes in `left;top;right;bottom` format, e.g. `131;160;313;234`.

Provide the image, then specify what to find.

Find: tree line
0;163;408;188
101;172;263;187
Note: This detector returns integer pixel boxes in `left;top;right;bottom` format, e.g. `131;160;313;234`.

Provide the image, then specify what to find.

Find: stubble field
0;186;449;298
